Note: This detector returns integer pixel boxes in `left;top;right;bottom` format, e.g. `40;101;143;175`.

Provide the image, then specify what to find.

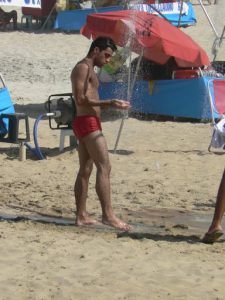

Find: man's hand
111;99;131;109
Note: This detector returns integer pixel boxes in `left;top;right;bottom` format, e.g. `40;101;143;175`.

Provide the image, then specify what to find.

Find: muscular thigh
77;140;93;174
82;130;109;167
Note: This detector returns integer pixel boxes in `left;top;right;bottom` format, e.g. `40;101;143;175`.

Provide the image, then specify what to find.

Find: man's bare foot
102;216;132;231
75;214;100;226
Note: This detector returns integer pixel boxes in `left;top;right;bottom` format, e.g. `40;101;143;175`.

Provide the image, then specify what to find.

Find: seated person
131;56;176;80
0;7;17;30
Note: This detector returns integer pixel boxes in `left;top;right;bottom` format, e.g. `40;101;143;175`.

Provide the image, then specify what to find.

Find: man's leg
75;141;97;225
207;169;225;233
83;131;131;231
202;169;225;243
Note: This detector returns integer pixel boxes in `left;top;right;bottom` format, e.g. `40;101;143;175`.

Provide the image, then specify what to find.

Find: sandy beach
1;2;225;300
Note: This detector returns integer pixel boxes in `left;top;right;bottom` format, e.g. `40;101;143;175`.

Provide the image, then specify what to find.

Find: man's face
94;47;114;68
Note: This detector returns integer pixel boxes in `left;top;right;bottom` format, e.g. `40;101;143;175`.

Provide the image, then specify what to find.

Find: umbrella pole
197;0;221;59
198;0;219;37
113;49;144;153
92;1;98;13
177;0;184;28
37;3;56;32
113;49;132;153
113;117;126;153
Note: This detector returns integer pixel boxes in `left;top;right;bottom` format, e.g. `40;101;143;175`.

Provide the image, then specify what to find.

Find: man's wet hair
88;37;117;54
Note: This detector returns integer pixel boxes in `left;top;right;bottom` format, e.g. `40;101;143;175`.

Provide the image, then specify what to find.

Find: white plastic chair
207;79;225;152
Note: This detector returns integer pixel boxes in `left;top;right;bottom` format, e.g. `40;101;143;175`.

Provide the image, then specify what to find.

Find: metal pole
219;25;225;47
19;142;26;161
113;117;126;153
177;0;184;28
38;3;56;32
113;49;144;153
113;47;132;153
198;0;219;37
199;0;225;60
92;1;98;13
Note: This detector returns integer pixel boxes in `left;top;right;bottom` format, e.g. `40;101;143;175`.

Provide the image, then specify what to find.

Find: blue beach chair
0;74;30;156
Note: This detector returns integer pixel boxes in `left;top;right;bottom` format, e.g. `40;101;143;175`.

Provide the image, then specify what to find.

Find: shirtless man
202;169;225;243
71;36;131;231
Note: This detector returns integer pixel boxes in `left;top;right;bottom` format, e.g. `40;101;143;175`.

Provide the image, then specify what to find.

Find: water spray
114;47;144;153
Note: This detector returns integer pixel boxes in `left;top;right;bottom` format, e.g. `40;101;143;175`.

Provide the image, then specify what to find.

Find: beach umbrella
81;9;209;67
81;9;210;152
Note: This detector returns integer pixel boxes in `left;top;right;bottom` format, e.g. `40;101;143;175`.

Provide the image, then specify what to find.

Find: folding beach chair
0;74;30;159
207;79;225;152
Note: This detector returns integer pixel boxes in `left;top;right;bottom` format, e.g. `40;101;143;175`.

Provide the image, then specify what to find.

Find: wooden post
19;142;26;161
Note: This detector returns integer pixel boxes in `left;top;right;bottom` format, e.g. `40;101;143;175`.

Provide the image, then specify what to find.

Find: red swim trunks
72;115;102;140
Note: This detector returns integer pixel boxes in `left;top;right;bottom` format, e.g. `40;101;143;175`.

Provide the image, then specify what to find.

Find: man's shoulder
74;59;90;71
71;60;91;81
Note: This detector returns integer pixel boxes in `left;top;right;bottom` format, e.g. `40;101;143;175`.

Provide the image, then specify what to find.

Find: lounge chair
207;79;225;152
0;74;30;160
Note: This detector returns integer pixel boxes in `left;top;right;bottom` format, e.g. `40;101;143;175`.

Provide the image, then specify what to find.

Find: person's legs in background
202;169;225;243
